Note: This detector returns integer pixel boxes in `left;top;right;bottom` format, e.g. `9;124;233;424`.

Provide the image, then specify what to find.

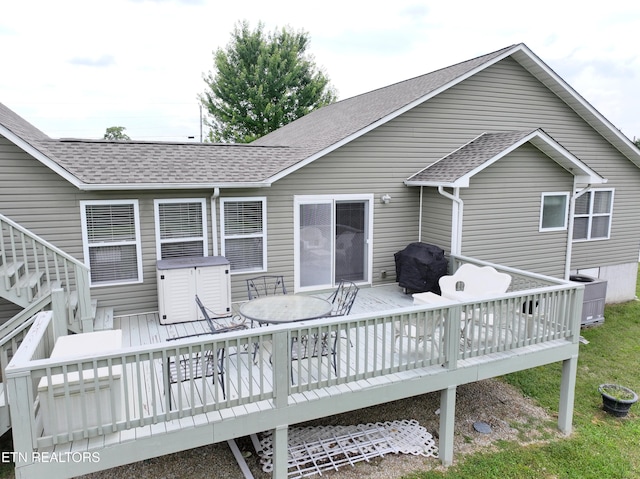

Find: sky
1;0;639;143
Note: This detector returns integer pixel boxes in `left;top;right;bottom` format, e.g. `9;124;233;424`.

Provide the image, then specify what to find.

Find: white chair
393;311;442;354
440;265;512;347
439;264;511;301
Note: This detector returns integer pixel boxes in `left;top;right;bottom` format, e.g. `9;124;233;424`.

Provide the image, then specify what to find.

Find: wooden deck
5;259;584;479
113;285;416;412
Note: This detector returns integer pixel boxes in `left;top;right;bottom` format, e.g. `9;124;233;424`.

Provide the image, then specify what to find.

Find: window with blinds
220;198;266;272
81;201;142;286
154;199;207;259
573;189;614;241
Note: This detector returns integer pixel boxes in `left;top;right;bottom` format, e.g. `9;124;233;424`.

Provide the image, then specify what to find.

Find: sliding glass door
295;195;372;291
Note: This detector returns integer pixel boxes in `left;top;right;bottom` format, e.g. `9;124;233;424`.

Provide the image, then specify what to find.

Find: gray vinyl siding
362;57;640;273
460;144;574;277
421;58;640;270
223;140;425;300
0;139;219;315
0;137;83;256
420;189;453;255
3;54;639;315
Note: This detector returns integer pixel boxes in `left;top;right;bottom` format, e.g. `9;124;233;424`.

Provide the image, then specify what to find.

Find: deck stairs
0;212;113;435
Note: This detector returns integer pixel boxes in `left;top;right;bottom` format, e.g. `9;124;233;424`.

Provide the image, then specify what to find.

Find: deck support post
439;385;457;466
558;354;578;434
272;424;289;479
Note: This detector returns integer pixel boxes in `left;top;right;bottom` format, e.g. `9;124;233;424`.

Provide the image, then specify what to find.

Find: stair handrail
0;213;92;332
0;213;86;267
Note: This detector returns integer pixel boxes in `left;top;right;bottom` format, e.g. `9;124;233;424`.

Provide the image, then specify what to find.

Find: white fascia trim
404;180;466;188
513;45;640;167
527;132;606;184
404;129;607;188
405;132;487;185
459;130;606;186
0;126;83;188
265;48;521;185
77;181;271;191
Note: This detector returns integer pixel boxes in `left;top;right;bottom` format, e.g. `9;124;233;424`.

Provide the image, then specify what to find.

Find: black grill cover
394;243;448;293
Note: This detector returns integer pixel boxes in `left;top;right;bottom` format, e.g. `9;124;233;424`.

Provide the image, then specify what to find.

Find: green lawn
411;274;640;479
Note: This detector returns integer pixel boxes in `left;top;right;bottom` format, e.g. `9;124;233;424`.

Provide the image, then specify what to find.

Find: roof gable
1;43;638;190
405;129;606;187
255;43;640;183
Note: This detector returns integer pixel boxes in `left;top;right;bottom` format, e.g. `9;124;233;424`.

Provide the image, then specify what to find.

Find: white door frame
294;194;374;292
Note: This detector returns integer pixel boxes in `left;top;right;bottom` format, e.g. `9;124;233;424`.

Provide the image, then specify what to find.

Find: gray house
1;43;638;323
1;42;639;478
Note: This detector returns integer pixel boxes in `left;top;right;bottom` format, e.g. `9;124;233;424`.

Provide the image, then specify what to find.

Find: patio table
239;295;332;325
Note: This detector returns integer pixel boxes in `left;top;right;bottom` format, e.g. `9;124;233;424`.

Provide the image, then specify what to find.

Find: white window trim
539;192;569;232
153;198;208;260
80;199;143;287
219;197;267;274
294;193;374;293
573;188;615;242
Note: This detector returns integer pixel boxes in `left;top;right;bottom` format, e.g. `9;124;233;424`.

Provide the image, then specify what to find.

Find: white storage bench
38;330;123;435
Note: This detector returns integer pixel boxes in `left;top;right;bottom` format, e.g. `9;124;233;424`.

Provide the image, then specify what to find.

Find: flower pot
598;384;638;417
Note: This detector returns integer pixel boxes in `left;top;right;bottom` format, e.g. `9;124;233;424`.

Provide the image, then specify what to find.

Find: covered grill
394;243;448;294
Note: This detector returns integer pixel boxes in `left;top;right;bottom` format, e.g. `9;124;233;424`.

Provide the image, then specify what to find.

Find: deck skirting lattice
258;419;438;477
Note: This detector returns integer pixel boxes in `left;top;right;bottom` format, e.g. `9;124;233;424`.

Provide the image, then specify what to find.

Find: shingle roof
35;139;312;186
2;42;630;189
0;103;50;142
405;129;606;187
407;130;536;184
0;46;517;189
252;45;516;152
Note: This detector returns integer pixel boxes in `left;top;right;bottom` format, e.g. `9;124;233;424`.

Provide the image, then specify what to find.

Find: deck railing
0;213;92;334
6;260;582;459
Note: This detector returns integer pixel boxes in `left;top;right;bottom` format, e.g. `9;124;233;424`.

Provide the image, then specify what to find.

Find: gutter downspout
211;187;220;256
438;186;463;256
565;182;592;280
418;186;424;242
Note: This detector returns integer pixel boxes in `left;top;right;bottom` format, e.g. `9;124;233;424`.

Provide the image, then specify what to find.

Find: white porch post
439;385;457;466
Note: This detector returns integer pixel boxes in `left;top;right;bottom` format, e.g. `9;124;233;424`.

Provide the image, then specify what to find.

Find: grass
410;273;640;479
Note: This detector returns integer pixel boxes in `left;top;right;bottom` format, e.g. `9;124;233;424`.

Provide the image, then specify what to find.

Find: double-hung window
80;200;142;286
573;189;614;241
154;199;208;259
220;197;266;273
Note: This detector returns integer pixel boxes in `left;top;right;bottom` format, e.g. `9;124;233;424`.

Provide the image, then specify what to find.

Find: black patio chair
288;281;360;384
326;280;359;316
245;275;288;360
246;275;287;300
165;296;248;408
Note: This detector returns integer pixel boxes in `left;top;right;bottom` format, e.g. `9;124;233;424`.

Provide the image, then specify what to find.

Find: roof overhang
510;44;640;169
76;181;272;191
0;124;84;188
272;43;640;183
404;129;607;188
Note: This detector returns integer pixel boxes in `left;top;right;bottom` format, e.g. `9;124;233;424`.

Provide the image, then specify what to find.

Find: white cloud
1;0;639;141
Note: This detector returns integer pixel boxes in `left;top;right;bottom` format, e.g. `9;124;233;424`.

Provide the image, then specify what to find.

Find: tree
635;138;640;149
200;21;337;143
104;126;130;141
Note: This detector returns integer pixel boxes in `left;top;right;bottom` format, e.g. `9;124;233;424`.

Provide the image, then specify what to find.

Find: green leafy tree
103;126;130;141
200;21;337;143
635;138;640;149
